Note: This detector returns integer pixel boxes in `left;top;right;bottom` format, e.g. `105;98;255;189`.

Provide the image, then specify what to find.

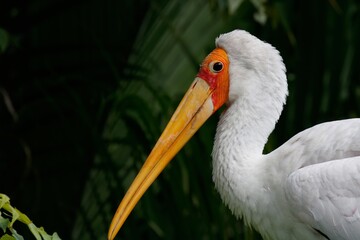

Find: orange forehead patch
197;48;229;111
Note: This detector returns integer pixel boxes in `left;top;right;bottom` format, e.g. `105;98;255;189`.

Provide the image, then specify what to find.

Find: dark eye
209;61;223;73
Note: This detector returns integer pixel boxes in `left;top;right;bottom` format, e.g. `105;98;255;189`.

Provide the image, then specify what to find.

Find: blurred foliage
0;194;61;240
0;0;359;240
0;28;10;53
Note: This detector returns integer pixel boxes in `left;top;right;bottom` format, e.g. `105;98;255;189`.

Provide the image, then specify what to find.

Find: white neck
212;29;289;232
212;85;283;226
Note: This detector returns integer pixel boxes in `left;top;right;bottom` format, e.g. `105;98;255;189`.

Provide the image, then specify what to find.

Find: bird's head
108;30;287;240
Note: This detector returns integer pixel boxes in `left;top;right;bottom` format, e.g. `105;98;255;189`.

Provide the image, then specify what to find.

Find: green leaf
50;233;61;240
28;224;62;240
38;227;51;240
0;28;9;53
0;234;15;240
0;195;20;228
9;229;24;240
0;195;10;209
228;0;244;15
28;223;42;240
0;214;10;233
8;208;19;228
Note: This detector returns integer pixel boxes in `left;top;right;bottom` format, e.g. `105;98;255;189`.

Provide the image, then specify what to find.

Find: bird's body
212;31;360;239
214;114;360;239
108;30;360;240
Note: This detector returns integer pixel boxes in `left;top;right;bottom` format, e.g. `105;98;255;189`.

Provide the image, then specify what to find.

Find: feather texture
212;30;360;240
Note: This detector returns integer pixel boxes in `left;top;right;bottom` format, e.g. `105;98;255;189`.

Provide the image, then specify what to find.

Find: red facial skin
196;48;230;112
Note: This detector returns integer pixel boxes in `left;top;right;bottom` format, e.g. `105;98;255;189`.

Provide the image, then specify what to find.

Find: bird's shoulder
273;118;360;169
273;118;360;239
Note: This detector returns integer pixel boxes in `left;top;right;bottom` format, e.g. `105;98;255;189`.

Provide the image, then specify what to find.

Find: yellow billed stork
108;30;360;240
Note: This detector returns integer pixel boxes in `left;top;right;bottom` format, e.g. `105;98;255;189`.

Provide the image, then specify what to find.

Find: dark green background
1;0;359;239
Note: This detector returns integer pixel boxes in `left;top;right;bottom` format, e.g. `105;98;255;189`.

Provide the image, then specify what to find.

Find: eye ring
209;61;224;73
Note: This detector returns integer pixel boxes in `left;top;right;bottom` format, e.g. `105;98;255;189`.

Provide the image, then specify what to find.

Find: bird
108;29;360;240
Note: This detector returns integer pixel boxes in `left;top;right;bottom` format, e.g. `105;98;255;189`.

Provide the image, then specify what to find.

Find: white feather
212;30;360;240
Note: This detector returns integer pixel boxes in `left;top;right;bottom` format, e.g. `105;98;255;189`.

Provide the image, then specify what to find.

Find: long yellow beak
108;77;215;240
